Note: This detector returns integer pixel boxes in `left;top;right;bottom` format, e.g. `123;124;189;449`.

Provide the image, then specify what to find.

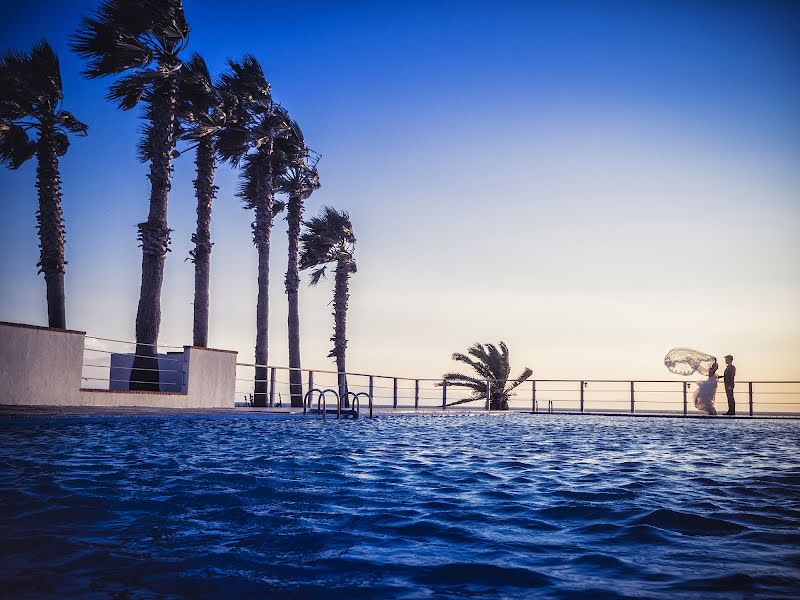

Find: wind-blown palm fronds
0;40;88;329
299;207;356;402
216;55;289;406
175;53;233;348
276;117;320;407
72;0;189;390
441;342;532;410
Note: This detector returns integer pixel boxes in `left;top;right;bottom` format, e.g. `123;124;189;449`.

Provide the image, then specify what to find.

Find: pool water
1;413;799;598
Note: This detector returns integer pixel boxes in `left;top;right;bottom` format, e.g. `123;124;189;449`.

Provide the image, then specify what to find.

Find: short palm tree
299;207;356;402
441;342;532;410
0;40;88;329
217;55;288;406
72;0;189;390
275;120;320;407
177;53;232;348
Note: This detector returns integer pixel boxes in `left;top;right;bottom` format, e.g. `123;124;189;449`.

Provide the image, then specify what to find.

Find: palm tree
440;342;532;410
176;53;232;348
72;0;189;390
216;55;288;406
0;40;88;329
275;120;320;407
299;207;356;403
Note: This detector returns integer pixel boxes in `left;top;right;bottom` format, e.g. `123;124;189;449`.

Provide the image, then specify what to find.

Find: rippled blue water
1;413;799;598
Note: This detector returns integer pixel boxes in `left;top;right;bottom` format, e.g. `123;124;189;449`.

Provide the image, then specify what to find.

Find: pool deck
1;404;797;419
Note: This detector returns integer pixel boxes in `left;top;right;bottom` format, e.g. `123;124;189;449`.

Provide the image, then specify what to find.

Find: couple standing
694;355;736;416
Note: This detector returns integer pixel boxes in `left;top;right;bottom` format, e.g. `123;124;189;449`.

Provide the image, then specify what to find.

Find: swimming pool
1;413;798;597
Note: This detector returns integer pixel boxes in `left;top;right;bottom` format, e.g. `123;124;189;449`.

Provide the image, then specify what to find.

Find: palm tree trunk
34;118;66;329
333;259;350;404
253;153;273;407
131;69;178;391
191;136;216;348
285;190;303;407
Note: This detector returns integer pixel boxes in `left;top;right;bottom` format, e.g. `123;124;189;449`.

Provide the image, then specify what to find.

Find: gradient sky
1;0;799;382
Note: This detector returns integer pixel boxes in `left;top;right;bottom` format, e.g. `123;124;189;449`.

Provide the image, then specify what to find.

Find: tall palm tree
441;342;532;410
299;207;356;402
217;55;288;406
176;53;232;348
0;40;88;329
72;0;189;390
275;120;320;407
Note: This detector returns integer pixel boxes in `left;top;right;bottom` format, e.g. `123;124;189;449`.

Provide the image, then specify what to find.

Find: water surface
1;413;799;598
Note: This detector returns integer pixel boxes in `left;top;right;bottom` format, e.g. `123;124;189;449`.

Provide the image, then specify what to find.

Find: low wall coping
183;346;238;354
0;321;86;335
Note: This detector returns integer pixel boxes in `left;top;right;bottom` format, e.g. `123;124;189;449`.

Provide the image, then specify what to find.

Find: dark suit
724;364;736;414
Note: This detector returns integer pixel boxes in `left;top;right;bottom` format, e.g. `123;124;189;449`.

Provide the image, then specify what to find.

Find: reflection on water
1;413;799;598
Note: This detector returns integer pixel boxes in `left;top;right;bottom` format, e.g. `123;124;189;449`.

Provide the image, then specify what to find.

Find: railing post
369;375;374;407
442;379;447;409
532;380;537;413
308;371;314;397
580;380;585;413
414;379;419;409
269;367;276;407
393;378;398;409
683;381;688;416
630;381;635;414
486;380;491;411
749;382;753;416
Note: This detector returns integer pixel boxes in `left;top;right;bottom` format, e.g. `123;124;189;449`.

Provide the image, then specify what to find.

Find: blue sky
1;0;799;380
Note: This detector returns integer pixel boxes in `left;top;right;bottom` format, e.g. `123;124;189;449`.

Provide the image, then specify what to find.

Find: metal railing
77;333;798;415
234;362;800;417
82;336;187;392
300;388;373;419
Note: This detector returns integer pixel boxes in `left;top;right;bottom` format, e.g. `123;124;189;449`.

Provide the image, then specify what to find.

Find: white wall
0;322;85;406
0;321;237;409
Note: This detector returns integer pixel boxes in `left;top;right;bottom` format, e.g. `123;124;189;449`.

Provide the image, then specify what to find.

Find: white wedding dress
664;348;719;415
693;375;718;415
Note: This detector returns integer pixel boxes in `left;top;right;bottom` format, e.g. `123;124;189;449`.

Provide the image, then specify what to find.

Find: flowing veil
664;348;717;376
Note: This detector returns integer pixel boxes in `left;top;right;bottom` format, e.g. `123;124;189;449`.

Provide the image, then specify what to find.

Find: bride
693;359;719;415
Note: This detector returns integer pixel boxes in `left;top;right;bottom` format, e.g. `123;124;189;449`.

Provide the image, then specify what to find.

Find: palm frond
215;122;251;165
0;40;85;165
441;342;532;409
451;351;493;380
0;122;36;168
445;397;485;407
71;0;188;78
1;40;62;117
53;131;70;157
56;110;88;135
505;368;533;393
299;206;356;275
106;69;159;110
441;372;487;391
309;267;327;286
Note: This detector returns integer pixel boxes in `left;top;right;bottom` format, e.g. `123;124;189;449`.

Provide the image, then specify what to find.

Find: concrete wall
0;322;85;406
0;321;237;409
184;347;237;408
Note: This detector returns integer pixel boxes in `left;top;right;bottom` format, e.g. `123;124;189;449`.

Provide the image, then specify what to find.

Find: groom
723;354;736;415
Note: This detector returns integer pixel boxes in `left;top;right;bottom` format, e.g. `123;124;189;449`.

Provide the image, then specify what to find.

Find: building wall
0;322;85;406
185;347;237;408
0;321;236;409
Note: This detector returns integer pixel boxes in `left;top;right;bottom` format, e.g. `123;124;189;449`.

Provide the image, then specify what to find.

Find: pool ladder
303;388;373;419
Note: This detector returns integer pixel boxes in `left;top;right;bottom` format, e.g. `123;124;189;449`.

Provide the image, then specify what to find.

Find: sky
1;0;799;383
